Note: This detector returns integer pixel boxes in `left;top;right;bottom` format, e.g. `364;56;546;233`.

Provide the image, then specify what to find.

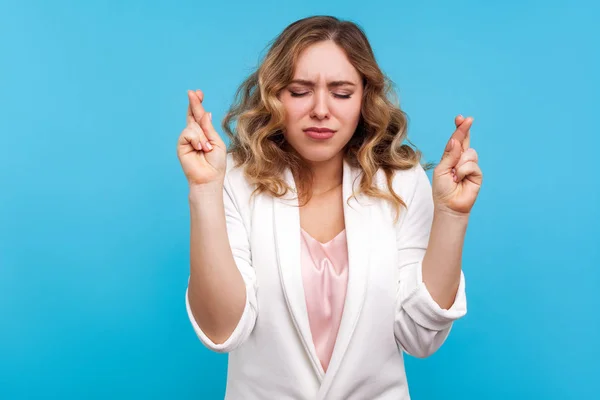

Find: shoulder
380;163;432;205
223;153;257;205
224;153;247;186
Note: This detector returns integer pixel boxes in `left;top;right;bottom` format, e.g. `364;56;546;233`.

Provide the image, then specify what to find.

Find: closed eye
289;90;352;99
289;91;309;97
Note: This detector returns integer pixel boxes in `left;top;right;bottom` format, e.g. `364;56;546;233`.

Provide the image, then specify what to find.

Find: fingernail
206;141;213;151
209;112;212;121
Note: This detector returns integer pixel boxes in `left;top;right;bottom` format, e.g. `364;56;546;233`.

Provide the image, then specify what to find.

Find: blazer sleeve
185;173;258;353
393;164;467;358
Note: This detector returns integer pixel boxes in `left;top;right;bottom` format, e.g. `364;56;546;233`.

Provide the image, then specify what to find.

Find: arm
422;210;468;309
394;114;482;358
186;176;258;352
394;166;467;358
424;114;482;309
178;90;258;353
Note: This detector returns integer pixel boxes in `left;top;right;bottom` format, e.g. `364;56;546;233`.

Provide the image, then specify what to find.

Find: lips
303;127;336;140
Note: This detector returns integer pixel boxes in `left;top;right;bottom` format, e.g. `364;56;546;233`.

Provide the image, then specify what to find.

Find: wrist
188;182;224;203
433;205;471;222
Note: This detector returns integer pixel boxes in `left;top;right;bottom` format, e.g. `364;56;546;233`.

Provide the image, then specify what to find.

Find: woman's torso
221;157;411;399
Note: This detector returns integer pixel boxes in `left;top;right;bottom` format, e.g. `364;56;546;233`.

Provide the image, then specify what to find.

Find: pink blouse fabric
300;228;349;373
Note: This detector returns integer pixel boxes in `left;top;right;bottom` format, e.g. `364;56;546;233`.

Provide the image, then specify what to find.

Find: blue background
1;0;598;398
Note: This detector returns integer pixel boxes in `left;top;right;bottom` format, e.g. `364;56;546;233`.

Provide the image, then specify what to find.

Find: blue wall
1;0;598;398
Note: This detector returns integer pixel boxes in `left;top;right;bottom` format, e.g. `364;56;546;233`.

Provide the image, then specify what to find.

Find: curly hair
222;15;427;219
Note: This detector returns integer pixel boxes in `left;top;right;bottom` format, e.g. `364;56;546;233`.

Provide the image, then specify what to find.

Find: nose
310;90;330;120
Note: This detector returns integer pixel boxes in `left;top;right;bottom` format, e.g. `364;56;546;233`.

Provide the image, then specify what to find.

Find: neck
306;152;344;195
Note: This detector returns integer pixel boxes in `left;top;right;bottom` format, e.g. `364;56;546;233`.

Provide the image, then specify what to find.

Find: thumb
438;137;462;171
199;111;224;145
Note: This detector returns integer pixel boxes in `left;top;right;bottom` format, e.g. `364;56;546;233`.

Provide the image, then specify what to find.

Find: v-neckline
301;227;346;246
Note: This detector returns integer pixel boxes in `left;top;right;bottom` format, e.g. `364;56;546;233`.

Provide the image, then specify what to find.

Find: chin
294;146;342;163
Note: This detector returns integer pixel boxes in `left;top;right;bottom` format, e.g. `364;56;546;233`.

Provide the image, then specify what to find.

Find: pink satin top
300;228;349;373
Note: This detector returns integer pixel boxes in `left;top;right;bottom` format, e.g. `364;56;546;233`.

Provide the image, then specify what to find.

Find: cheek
333;98;362;125
283;99;310;123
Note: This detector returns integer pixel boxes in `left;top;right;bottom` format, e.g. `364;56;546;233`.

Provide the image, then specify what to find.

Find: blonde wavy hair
222;15;427;219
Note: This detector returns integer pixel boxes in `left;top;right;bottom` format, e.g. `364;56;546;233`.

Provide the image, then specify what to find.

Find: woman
177;15;482;400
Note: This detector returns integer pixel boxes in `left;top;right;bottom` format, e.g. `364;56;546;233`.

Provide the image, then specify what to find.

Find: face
279;40;364;164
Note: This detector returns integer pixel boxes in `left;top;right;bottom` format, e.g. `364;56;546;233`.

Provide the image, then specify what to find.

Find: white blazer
186;154;467;399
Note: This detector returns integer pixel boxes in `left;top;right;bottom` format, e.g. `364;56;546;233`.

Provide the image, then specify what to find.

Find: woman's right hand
177;90;227;188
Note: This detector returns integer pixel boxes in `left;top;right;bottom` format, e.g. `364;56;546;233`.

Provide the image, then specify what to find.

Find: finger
438;136;462;171
188;90;206;123
451;116;473;151
455;148;478;171
186;103;194;125
455;160;482;183
195;89;204;102
178;129;203;152
455;114;465;128
180;121;211;152
462;117;471;150
189;120;214;152
454;115;473;151
199;111;223;145
179;128;204;152
459;116;472;150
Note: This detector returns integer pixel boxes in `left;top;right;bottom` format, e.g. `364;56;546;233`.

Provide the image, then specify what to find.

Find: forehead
293;40;361;83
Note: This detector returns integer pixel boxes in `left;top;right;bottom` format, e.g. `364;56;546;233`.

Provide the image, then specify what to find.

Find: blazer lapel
317;160;373;399
272;160;374;391
273;167;325;380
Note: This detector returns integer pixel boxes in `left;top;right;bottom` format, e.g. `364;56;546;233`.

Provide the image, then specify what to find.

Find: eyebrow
288;79;356;88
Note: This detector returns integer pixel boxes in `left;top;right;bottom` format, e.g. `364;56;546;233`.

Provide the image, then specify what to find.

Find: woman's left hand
432;115;483;216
